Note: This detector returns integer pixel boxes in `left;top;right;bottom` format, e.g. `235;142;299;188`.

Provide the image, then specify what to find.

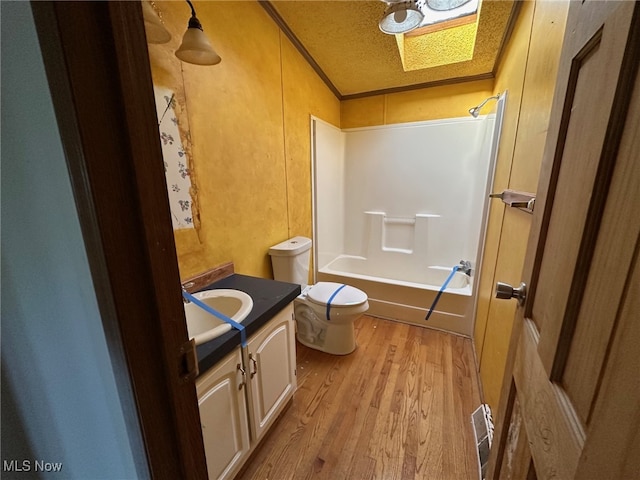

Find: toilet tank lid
268;236;312;257
307;282;368;306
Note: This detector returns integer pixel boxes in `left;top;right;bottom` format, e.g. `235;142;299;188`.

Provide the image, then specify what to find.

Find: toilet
269;236;369;355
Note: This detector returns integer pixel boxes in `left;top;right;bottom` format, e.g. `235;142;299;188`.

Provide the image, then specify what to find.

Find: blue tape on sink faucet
425;265;460;321
182;290;247;347
326;284;347;321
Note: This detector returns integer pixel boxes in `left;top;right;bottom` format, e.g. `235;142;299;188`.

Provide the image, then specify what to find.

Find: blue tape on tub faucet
326;284;347;321
182;290;247;347
425;265;460;321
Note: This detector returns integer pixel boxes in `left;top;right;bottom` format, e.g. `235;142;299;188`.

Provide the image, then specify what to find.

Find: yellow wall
474;0;569;412
281;34;341;240
341;79;494;127
148;1;339;280
472;0;535;411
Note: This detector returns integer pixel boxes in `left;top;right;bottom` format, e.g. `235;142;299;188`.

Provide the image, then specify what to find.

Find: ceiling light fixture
175;0;221;66
379;1;425;35
426;0;472;11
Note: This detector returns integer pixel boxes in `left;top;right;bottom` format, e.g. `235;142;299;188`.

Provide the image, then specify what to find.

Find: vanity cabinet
196;303;296;480
196;347;250;480
245;303;297;442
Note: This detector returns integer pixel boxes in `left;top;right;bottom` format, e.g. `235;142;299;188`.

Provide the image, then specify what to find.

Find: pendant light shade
379;1;425;34
142;1;171;44
175;1;221;66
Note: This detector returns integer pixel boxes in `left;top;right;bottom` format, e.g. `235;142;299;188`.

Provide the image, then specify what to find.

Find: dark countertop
194;273;301;375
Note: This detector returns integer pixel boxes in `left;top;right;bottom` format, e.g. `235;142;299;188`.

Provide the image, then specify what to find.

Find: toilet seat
306;282;367;307
302;282;368;322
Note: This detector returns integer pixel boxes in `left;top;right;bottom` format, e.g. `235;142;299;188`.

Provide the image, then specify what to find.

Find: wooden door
487;1;640;479
31;2;208;478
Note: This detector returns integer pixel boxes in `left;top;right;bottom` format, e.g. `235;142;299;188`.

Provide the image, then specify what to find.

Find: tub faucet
459;260;472;276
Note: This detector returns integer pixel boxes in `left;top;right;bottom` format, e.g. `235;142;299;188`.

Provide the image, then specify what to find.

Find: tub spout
459;260;472;276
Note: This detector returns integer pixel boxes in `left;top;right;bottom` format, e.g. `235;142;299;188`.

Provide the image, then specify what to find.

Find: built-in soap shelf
365;211;440;254
364;211;440;225
489;189;535;213
364;211;441;222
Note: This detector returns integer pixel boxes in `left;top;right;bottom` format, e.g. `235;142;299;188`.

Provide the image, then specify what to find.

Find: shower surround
312;102;504;336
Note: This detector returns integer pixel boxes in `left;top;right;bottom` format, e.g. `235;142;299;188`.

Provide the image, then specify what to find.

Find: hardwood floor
236;315;482;480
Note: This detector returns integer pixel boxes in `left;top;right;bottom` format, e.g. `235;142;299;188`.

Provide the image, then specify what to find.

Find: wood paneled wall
474;0;569;411
341;78;494;127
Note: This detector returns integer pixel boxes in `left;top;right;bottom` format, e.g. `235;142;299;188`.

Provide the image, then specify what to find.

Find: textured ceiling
268;0;516;98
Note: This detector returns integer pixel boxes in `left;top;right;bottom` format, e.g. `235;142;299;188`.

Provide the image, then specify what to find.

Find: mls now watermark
3;459;63;473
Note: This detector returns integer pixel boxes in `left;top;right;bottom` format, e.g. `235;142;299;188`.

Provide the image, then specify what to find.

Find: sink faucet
181;285;192;304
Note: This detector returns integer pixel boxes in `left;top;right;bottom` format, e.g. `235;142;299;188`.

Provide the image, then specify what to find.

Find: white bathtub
321;255;471;292
317;255;474;336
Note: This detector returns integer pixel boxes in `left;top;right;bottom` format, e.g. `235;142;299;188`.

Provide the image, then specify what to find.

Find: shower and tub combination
311;93;506;336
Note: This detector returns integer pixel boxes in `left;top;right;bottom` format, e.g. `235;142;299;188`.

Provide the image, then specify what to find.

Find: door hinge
179;338;199;383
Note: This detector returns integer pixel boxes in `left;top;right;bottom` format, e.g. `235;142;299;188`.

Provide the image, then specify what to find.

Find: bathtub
317;254;474;336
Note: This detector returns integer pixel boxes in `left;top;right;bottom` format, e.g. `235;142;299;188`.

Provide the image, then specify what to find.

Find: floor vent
471;403;494;480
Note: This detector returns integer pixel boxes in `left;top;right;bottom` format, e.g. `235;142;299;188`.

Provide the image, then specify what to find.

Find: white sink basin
184;289;253;345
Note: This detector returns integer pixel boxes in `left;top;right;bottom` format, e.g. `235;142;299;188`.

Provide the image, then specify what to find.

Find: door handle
495;282;526;306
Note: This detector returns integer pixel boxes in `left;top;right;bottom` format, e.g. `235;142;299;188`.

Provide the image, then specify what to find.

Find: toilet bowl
294;282;368;355
269;237;369;355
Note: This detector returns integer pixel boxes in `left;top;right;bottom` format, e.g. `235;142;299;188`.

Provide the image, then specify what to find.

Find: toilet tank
268;236;312;286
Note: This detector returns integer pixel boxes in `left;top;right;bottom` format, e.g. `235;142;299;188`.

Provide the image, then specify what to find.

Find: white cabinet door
246;303;297;442
196;348;250;480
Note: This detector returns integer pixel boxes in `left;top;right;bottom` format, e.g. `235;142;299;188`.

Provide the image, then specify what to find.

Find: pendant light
379;0;425;35
175;0;221;66
142;1;171;44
